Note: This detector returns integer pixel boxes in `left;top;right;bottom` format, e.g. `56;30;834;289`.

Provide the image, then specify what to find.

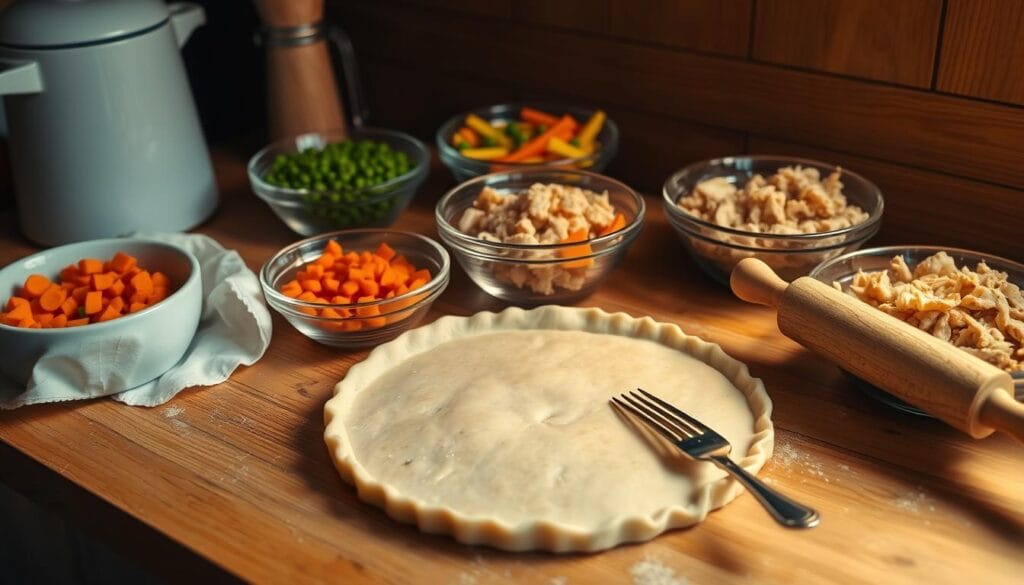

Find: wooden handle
730;259;1018;439
979;389;1024;443
730;257;788;308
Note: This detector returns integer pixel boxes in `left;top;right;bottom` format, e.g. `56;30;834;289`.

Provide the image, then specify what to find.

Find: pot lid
0;0;171;49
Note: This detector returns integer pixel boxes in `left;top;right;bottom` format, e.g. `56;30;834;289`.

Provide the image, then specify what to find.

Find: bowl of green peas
248;128;429;236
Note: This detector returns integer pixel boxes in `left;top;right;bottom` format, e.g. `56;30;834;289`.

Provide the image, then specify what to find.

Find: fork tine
610;396;680;444
635;387;708;434
620;393;695;440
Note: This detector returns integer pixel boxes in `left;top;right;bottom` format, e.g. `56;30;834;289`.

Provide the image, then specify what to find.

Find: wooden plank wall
328;0;1024;259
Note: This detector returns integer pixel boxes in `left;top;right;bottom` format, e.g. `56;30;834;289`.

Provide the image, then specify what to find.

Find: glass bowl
260;230;450;348
662;155;884;286
810;245;1024;415
436;169;644;305
248;128;429;236
435;103;619;183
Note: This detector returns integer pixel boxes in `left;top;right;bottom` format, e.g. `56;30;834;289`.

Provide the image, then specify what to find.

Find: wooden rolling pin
730;258;1024;442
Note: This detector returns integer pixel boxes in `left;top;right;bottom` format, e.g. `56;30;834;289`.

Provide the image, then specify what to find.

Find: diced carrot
128;302;147;313
59;264;80;282
72;286;90;302
150;271;169;287
49;314;67;328
96;305;121;322
92;272;116;291
106;277;125;298
325;239;343;257
341;280;360;297
5;302;31;322
558;229;595;269
84;291;103;315
376;242;396;262
598;213;627;236
322;277;340;294
38;284;67;312
22;274;51;298
78;258;103;275
281;280;303;298
108;296;125;314
147;288;167;304
108;252;137;274
315;253;335;268
300;279;322;293
66;318;90;327
330;295;352;304
306;263;325;279
320;307;343;319
359;279;380;297
35;312;54;325
130;271;154;296
5;296;28;311
60;297;79;317
297;291;319;302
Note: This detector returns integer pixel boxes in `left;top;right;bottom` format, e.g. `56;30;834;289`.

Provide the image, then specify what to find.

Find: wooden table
1;147;1021;585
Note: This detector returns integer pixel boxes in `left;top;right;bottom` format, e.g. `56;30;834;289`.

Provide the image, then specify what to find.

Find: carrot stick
496;115;577;163
520;107;560;126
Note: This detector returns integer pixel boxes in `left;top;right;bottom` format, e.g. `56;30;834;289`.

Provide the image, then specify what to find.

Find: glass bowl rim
259;229;451;315
809;244;1024;280
247;127;429;206
434;168;646;257
662;154;884;242
435;102;619;168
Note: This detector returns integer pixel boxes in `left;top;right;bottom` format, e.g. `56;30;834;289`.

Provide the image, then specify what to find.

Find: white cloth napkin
0;233;273;409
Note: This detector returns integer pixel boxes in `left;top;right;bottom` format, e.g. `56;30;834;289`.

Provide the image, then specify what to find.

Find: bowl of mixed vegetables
435;103;618;182
248;128;429;236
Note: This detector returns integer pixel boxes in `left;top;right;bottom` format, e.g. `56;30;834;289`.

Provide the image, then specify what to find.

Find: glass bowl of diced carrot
435;103;619;182
0;238;202;387
260;229;451;348
436;169;644;305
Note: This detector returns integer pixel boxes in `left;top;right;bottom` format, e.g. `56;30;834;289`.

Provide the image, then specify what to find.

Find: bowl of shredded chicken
663;156;884;285
811;246;1024;414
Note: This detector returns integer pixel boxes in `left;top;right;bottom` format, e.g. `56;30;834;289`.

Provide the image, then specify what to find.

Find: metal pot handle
325;25;369;129
168;2;206;49
0;60;42;96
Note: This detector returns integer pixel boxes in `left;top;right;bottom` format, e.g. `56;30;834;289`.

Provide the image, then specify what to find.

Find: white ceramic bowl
0;238;202;388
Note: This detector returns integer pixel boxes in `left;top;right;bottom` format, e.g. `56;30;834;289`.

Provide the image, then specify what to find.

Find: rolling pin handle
730;258;789;308
979;389;1024;444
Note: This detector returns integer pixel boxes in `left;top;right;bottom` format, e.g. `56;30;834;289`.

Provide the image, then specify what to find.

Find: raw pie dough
324;306;773;552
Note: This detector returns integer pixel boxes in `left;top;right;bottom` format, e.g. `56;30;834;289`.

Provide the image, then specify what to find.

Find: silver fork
612;388;820;528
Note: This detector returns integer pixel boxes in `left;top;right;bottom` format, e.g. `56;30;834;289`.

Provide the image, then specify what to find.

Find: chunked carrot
38;284;67;312
279;239;433;332
22;274;51;298
597;213;627;237
0;251;173;329
558;229;595;269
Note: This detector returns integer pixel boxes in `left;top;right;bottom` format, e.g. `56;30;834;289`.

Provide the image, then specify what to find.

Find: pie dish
323;306;773;552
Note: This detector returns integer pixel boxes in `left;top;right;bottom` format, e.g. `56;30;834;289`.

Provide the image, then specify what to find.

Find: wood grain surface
332;1;1024;190
516;0;754;58
0;149;1021;584
752;0;942;88
938;0;1024;105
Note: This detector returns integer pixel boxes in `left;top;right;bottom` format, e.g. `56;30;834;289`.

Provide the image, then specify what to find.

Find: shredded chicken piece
841;251;1024;372
457;183;619;295
677;166;868;234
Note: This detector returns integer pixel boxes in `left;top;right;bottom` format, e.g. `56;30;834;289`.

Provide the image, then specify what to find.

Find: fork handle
711;455;820;528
